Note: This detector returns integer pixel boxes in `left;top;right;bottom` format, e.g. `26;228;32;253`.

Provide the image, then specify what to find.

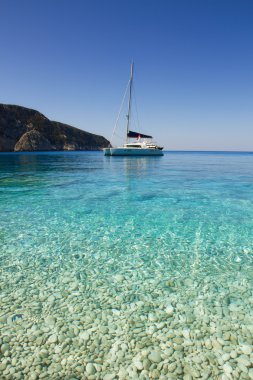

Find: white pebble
148;350;161;363
79;331;90;341
133;357;143;370
165;304;174;316
86;363;96;375
103;374;116;380
241;344;252;355
47;334;57;344
44;316;56;327
223;363;233;374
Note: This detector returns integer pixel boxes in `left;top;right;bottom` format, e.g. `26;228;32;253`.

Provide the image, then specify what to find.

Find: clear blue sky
1;0;253;150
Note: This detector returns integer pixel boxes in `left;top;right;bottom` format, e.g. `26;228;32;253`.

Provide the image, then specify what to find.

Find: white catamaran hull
108;148;163;156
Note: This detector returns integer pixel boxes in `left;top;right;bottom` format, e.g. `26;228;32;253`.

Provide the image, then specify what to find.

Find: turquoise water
1;151;253;379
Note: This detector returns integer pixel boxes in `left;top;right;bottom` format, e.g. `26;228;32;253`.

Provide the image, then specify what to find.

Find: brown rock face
0;104;110;152
14;130;53;151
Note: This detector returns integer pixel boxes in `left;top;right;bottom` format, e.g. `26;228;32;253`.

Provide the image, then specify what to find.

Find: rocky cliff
0;104;110;152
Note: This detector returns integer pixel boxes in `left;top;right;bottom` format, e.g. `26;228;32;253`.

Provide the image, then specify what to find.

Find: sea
1;151;253;379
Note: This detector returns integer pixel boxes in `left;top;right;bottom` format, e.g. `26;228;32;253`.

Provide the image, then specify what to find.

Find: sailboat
104;63;164;156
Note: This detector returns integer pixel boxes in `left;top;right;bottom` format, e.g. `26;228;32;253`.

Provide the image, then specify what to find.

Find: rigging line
111;78;131;142
114;132;125;140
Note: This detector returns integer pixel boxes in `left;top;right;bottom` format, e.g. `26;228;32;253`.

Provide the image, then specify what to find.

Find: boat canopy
127;130;152;139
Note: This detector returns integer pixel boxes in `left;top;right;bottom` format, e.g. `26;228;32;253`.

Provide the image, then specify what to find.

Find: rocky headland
0;104;110;152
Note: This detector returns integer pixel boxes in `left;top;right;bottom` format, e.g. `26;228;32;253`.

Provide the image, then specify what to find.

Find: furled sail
127;130;152;139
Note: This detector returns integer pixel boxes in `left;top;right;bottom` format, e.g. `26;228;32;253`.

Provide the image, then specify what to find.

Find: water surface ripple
1;151;253;379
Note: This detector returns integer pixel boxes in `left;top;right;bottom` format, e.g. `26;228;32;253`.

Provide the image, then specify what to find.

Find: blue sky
1;0;253;150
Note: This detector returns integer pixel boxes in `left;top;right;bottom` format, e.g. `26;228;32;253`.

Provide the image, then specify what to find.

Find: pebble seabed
1;252;253;380
1;152;253;379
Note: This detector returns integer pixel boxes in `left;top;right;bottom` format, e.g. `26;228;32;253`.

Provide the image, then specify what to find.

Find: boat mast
126;62;133;142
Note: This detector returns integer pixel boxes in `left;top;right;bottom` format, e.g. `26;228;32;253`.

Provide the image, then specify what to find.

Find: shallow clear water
1;151;253;379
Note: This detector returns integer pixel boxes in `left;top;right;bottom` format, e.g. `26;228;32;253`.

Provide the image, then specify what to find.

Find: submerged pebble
148;350;162;363
1;153;253;380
